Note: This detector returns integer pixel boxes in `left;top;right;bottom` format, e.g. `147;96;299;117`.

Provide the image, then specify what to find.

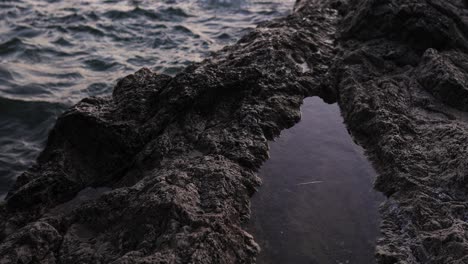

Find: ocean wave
0;96;67;195
0;0;295;197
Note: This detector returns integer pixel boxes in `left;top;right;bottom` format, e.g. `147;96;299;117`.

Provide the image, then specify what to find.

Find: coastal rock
334;0;468;263
0;1;337;263
3;0;468;263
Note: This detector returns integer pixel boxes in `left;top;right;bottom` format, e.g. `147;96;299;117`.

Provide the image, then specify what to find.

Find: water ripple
0;96;67;198
0;0;295;196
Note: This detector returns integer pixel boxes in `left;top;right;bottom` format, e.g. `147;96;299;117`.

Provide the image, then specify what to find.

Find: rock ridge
334;0;468;263
0;1;338;263
3;0;468;263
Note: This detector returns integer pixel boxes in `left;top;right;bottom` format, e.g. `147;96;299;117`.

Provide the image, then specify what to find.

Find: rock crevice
3;0;468;263
0;1;338;263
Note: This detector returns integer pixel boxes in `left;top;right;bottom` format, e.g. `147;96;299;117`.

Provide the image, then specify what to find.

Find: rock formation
0;1;337;263
2;0;468;263
334;0;468;263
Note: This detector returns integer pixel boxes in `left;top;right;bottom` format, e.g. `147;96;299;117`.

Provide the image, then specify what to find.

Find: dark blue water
1;2;383;262
0;0;294;198
249;97;382;264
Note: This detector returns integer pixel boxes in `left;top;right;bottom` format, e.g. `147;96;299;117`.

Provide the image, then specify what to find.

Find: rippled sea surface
0;0;294;197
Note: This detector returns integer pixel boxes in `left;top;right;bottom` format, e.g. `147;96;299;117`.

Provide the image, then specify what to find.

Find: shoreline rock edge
2;0;468;263
0;1;338;263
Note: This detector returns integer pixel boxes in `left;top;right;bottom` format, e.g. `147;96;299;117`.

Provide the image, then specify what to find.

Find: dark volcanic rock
0;1;337;263
3;0;468;263
333;0;468;263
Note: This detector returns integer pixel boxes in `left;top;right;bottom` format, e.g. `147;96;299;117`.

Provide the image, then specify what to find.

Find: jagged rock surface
333;0;468;263
0;1;337;263
3;0;468;263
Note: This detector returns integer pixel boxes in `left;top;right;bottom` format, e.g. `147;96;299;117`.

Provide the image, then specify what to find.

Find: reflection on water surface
249;97;383;264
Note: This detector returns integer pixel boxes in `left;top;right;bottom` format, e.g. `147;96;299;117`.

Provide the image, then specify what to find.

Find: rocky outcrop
0;1;337;263
334;0;468;263
3;0;468;263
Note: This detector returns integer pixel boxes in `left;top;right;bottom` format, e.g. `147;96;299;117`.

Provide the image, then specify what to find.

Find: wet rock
334;0;468;263
3;0;468;263
0;1;337;263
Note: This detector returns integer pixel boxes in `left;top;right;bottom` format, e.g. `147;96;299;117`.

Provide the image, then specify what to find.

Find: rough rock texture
333;0;468;263
0;1;338;263
3;0;468;263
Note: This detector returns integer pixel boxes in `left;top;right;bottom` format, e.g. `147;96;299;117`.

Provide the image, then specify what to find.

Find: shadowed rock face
334;0;468;263
2;0;468;263
0;1;338;263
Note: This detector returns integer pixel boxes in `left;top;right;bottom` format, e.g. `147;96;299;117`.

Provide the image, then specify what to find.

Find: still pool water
0;0;295;198
1;1;383;262
249;97;383;264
